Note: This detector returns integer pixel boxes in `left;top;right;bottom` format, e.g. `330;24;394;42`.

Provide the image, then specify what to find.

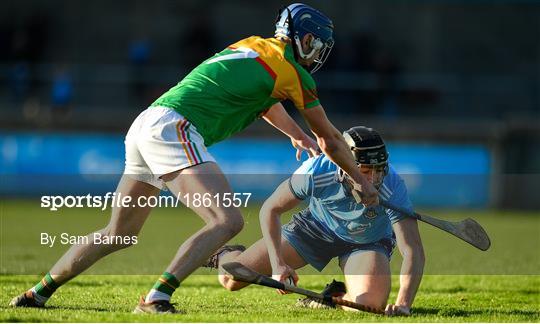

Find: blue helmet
275;3;334;73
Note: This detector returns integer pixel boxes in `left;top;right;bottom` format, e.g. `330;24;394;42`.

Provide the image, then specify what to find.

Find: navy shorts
282;208;396;272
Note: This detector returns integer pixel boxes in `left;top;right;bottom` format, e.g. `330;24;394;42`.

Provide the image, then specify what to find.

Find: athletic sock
145;272;180;303
217;249;231;263
31;273;59;305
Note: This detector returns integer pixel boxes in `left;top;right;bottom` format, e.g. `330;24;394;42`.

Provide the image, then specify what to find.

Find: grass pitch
1;199;539;322
1;274;538;322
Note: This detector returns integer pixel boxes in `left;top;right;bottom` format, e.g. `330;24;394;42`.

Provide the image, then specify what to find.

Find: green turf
1;199;539;322
1;275;538;322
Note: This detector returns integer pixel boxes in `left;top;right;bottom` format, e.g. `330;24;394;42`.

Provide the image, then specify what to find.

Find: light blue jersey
288;155;413;244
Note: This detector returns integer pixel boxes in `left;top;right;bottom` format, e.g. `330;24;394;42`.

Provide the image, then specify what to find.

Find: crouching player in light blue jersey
207;126;425;316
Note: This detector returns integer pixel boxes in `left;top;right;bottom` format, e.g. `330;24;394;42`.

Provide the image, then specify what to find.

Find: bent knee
219;274;246;291
212;211;244;237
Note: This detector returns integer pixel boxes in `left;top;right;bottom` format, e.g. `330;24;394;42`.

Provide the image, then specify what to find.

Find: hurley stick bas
347;185;490;251
221;262;384;315
379;199;491;251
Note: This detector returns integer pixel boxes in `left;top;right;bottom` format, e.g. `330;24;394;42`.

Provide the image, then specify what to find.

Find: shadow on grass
2;316;43;323
475;308;540;317
422;286;468;293
410;307;441;315
414;306;539;318
46;305;112;312
0;304;112;313
1;304;150;316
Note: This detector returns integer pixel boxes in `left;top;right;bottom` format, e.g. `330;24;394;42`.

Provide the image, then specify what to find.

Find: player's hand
291;135;320;161
361;179;379;207
385;304;411;316
351;176;379;207
271;264;299;295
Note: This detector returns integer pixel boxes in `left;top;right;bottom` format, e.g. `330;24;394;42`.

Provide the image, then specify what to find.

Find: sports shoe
9;291;44;308
133;296;181;314
296;279;346;309
202;244;246;269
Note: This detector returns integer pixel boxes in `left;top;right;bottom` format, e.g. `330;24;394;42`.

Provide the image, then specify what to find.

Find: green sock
33;273;59;298
151;272;180;296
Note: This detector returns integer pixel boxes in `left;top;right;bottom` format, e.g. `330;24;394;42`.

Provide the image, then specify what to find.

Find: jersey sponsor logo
205;47;259;64
346;221;371;234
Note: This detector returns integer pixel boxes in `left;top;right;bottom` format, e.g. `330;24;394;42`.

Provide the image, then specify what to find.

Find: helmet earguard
338;126;389;190
275;3;334;73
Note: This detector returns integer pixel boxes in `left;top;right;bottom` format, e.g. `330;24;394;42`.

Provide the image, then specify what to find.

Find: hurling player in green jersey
10;3;379;314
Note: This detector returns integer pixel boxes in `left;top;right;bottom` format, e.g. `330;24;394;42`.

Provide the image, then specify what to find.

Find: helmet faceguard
338;126;389;190
275;3;334;73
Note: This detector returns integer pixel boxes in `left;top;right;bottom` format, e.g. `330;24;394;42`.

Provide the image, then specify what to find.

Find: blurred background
0;0;539;209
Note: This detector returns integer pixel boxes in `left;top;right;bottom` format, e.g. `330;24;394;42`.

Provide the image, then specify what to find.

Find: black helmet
343;126;388;167
338;126;389;191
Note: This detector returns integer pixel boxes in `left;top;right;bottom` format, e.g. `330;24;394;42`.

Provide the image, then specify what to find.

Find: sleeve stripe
303;88;319;105
313;172;335;180
304;99;320;109
380;184;392;197
380;191;390;200
314;178;335;188
313;177;333;184
314;172;334;178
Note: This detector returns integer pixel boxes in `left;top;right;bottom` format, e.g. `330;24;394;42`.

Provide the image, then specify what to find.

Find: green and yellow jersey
151;36;320;146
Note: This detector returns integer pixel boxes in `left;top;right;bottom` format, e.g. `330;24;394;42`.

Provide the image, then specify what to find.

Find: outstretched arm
387;218;425;315
300;105;378;206
263;103;320;160
259;179;302;288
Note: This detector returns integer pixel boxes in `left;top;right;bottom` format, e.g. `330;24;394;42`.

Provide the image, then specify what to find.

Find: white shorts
124;106;216;190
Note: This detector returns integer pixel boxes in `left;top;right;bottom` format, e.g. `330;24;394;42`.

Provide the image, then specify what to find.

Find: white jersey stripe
314;178;335;188
205;47;259;64
313;172;335;180
314;178;334;185
381;184;392;197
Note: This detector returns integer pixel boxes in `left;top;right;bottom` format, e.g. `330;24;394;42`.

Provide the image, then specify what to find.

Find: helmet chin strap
293;35;322;60
336;168;365;204
336;164;387;203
